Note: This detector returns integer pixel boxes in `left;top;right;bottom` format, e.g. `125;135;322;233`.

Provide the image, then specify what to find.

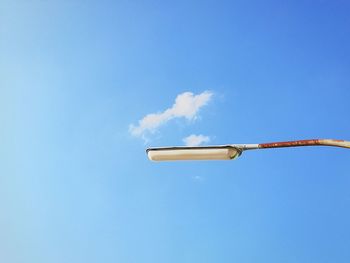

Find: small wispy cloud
192;175;205;183
183;134;210;146
129;91;213;139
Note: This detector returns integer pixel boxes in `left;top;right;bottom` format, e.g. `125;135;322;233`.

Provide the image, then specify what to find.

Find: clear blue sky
1;1;350;262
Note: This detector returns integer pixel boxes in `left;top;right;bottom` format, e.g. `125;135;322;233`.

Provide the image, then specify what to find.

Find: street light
146;139;350;161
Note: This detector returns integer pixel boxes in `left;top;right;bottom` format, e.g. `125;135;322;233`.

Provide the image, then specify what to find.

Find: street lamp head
146;139;350;162
146;145;242;161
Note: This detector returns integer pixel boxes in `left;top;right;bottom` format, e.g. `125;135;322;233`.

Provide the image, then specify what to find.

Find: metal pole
256;139;350;150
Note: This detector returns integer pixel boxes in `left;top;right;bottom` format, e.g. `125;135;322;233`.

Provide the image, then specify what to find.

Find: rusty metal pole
256;139;350;150
237;139;350;152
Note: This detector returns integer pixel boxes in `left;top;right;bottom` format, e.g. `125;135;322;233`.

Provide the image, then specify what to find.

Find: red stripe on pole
259;139;321;149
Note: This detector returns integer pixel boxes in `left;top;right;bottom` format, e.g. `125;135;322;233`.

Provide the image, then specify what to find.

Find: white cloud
183;134;210;146
192;175;204;182
129;91;213;138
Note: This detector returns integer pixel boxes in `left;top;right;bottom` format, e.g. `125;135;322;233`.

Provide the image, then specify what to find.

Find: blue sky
1;0;350;262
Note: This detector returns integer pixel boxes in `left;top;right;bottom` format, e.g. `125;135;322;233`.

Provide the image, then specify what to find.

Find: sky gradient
1;1;350;262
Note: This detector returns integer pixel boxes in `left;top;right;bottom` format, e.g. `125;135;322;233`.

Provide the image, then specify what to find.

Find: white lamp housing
146;146;242;161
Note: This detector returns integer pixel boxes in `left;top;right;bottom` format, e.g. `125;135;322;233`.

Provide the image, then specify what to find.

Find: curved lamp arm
147;139;350;161
257;139;350;150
